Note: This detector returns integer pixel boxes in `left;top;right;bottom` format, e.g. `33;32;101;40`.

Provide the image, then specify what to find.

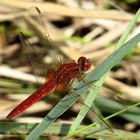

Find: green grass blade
87;34;140;80
26;32;140;140
69;80;104;133
66;101;140;138
1;122;140;139
0;122;77;136
69;8;140;133
95;96;140;125
115;8;140;50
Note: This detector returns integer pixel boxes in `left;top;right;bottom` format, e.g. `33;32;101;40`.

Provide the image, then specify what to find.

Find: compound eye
78;56;92;72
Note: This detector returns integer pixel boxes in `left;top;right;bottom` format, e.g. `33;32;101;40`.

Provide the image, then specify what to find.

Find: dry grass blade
0;65;44;84
0;11;27;22
81;23;128;52
0;0;138;22
105;77;140;101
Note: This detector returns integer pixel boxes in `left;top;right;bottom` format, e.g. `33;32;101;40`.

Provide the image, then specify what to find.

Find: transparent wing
71;76;130;134
25;6;62;69
18;6;64;83
19;32;47;83
71;89;113;133
56;78;114;133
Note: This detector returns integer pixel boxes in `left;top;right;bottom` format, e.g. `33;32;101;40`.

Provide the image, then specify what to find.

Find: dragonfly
6;7;93;119
6;8;115;134
6;54;92;119
6;9;116;133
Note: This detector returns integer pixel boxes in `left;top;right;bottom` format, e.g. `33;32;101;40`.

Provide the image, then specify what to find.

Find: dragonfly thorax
54;57;92;86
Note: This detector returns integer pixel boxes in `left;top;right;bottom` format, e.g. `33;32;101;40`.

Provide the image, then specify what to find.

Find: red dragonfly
6;33;92;119
6;7;93;119
6;9;113;134
7;56;92;119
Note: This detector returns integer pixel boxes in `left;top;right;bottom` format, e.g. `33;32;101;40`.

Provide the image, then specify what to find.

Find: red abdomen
7;79;57;119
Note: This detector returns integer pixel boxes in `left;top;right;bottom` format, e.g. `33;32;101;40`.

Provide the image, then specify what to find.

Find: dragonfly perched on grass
6;7;113;134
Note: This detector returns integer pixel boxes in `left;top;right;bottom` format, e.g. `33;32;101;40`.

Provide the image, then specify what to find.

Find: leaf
26;8;140;140
26;32;140;140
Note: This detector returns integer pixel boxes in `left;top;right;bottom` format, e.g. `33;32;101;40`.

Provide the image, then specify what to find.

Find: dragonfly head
78;56;92;72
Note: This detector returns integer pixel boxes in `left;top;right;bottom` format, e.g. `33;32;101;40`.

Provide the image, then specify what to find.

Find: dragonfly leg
74;74;97;90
